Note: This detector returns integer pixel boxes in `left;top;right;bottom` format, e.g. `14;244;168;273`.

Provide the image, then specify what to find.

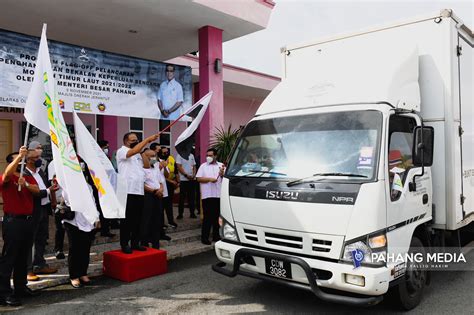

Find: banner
25;25;99;224
0;29;192;120
74;112;127;218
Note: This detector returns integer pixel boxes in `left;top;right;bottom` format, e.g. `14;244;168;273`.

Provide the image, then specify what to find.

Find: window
129;117;143;142
159;119;171;147
388;115;416;200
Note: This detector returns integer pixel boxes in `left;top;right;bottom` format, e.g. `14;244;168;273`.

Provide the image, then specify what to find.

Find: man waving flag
23;24;98;224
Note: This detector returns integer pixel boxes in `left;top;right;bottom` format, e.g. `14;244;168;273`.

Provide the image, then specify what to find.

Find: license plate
265;258;292;279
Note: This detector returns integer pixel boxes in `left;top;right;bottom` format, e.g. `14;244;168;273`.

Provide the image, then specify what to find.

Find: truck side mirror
412;126;434;167
409;126;434;192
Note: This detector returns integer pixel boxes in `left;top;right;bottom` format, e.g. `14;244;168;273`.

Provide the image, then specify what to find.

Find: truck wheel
396;236;427;310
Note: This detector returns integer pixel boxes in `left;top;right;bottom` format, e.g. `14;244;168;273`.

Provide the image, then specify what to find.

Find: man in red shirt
0;146;40;306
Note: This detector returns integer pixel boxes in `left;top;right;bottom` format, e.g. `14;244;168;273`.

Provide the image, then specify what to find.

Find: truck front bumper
213;241;390;307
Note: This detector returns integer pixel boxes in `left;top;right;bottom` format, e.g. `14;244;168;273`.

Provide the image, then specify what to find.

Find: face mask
129;141;139;148
34;159;43;168
206;156;214;164
103;148;109;155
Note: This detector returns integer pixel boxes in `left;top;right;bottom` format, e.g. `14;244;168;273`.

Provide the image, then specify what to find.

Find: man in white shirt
116;132;159;254
196;148;225;245
25;143;59;280
157;64;184;120
140;149;168;249
176;153;196;219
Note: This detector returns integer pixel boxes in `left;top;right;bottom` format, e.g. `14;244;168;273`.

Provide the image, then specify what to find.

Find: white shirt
176;154;196;181
158;160;169;198
117;146;145;195
26;167;50;206
196;162;223;199
144;166;161;190
62;186;99;232
158;78;184;120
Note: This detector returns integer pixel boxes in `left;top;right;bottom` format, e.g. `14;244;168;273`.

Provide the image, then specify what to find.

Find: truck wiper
287;172;368;187
242;170;287;177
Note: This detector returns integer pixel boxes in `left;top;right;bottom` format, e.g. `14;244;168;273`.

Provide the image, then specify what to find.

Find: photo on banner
0;29;192;120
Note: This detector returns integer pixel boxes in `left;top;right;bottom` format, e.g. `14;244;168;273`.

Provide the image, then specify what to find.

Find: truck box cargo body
213;9;473;310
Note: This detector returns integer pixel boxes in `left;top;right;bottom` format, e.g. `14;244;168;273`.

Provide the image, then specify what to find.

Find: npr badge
351;249;364;268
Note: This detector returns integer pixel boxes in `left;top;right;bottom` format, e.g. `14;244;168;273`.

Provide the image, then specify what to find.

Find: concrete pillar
198;25;224;163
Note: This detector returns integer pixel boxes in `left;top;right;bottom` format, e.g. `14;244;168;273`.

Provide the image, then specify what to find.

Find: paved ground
4;250;473;314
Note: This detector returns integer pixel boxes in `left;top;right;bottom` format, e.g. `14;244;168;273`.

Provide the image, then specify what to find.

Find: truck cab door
386;115;432;235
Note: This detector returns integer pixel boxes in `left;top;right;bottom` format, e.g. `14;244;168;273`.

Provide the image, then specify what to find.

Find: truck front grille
312;239;332;253
264;232;303;249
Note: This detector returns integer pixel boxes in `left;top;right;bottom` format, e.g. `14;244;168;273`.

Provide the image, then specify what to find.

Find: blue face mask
34;159;42;168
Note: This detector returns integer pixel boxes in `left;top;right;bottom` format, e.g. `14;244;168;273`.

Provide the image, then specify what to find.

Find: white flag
73;112;127;218
174;91;213;157
24;25;51;134
24;24;98;224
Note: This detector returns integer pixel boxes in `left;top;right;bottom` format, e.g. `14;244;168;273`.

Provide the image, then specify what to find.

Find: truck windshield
226;110;382;181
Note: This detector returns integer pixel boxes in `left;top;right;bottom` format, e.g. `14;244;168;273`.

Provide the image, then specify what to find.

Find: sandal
70;280;83;288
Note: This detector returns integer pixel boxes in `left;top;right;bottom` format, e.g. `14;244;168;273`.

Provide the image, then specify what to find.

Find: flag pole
18;122;30;191
157;105;196;135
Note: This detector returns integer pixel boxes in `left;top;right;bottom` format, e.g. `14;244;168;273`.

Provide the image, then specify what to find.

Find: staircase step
44;228;203;269
27;240;215;291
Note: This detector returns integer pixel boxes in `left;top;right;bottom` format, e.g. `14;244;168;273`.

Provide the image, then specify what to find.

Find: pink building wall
224;96;261;129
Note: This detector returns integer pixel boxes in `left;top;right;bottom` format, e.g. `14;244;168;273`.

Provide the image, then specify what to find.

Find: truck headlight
219;217;239;242
341;233;387;266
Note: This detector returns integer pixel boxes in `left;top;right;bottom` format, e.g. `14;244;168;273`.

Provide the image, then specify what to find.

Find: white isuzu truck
212;9;473;309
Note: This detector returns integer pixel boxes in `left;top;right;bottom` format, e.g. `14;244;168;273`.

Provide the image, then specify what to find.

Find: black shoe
131;245;147;251
201;240;212;245
212;237;221;242
190;214;197;218
101;232;116;238
0;295;22;306
121;245;132;254
176;215;183;220
14;287;40;298
160;235;171;241
80;279;93;286
55;251;66;260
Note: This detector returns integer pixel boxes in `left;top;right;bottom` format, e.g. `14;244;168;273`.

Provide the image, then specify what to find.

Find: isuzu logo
332;196;354;203
265;191;299;200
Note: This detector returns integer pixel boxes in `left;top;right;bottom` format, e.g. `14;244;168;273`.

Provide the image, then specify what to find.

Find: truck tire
395;236;427;310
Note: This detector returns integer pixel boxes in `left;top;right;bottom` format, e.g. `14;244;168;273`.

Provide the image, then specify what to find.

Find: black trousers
120;194;144;248
28;204;50;271
98;206;111;235
64;223;93;279
201;198;220;241
0;215;34;297
195;181;201;213
178;180;196;216
140;192;164;248
54;212;65;252
163;182;176;225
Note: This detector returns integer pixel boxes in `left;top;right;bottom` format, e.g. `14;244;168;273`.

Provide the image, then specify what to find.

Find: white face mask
103;148;109;155
206;156;214;164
